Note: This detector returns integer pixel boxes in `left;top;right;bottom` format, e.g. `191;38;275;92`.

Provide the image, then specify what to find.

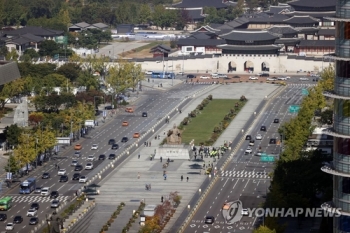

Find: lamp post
182;54;184;75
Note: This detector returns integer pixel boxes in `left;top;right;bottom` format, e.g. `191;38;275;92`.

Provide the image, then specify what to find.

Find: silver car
51;200;60;208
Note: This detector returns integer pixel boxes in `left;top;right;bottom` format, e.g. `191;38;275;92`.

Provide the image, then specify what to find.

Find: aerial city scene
0;0;346;232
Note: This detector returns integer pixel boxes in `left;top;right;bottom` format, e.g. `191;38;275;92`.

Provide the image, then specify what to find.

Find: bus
0;197;12;210
19;178;36;194
151;72;175;79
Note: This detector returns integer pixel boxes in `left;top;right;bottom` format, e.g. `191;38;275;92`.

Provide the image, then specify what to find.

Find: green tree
39;40;59;57
18;63;56;78
56;63;82;82
34;126;56;154
253;225;276;233
138;4;151;24
13;133;36;169
319;64;335;91
0;46;8;57
2;0;27;26
0;78;25;110
4;124;23;148
5;48;19;61
319;109;333;125
28;0;55;18
5;155;20;173
24;48;40;59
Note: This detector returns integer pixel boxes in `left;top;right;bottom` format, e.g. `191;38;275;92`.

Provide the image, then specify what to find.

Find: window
343;177;350;194
337;60;350;78
337;22;350;39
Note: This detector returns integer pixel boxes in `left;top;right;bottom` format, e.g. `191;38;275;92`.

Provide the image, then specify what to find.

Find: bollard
133;210;136;214
136;143;138;147
187;205;190;209
199;189;201;193
111;163;114;168
127;151;129;155
97;189;100;194
99;174;101;179
209;174;211;178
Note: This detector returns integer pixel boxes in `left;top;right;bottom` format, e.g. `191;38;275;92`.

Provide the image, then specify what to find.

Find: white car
267;77;277;81
278;77;287;80
257;151;262;156
245;147;253;154
285;76;291;79
87;155;95;162
249;76;258;80
217;73;228;78
6;223;14;230
200;76;210;79
41;187;50;196
85;163;94;170
145;71;153;75
211;73;218;77
79;176;88;183
241;209;249;216
300;77;309;81
255;134;262;140
27;209;37;217
91;144;98;150
57;169;66;176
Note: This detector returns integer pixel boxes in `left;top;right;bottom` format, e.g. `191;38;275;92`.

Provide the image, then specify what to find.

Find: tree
13;133;36;169
28;112;45;126
18;62;56;78
56;63;82;82
29;0;55;18
319;109;333;125
0;45;8;57
39;40;59;57
5;155;20;173
138;4;151;24
319;64;335;91
34;126;56;154
4;124;23;148
0;78;25;110
24;49;40;59
253;225;276;233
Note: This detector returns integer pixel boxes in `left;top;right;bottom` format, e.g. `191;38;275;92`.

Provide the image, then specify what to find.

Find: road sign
261;155;275;162
103;110;107;117
289;105;300;113
54;36;68;44
53;54;59;60
301;89;309;95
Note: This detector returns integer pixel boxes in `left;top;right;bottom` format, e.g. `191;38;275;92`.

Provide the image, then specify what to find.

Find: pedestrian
181;175;183;181
138;154;140;159
55;163;57;169
187;177;189;182
57;165;60;170
160;157;162;162
146;142;148;147
75;191;78;196
163;131;166;135
137;172;140;179
167;158;170;163
211;163;214;167
164;174;167;180
149;142;151;146
161;196;164;202
150;155;153;161
144;142;146;147
158;135;160;139
194;155;197;160
201;155;203;160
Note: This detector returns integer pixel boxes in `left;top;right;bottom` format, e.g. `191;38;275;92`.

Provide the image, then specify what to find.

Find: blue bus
19;178;36;194
151;72;175;79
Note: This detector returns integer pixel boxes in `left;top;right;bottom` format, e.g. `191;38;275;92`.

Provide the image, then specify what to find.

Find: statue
167;124;182;145
48;212;63;233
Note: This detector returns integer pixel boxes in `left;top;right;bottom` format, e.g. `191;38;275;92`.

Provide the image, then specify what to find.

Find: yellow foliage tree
0;78;25;109
34;126;56;154
139;216;161;233
13;133;36;169
319;64;335;91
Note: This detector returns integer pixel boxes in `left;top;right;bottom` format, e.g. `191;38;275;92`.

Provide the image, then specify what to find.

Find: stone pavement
88;82;280;232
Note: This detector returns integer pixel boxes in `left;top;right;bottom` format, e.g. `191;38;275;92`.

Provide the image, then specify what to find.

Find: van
125;107;134;113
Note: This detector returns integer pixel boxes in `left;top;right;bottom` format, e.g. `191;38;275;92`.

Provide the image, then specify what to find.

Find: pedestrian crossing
186;82;213;85
220;170;270;179
287;83;316;87
9;195;70;203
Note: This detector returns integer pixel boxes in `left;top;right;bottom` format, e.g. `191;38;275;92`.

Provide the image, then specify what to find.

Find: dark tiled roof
225;17;250;29
275;38;301;44
248;14;290;23
298;27;318;33
173;0;228;9
8;37;31;45
189;32;211;39
92;23;109;29
287;0;335;8
0;61;21;85
267;26;299;35
284;11;335;18
265;6;292;15
4;26;63;37
219;30;279;42
194;25;221;33
298;40;335;47
186;9;205;20
283;15;319;24
21;33;44;42
75;22;90;28
318;28;335;36
150;44;171;53
218;44;282;51
177;39;225;46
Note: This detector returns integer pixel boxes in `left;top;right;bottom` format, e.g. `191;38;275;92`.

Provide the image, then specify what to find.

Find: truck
84;120;95;128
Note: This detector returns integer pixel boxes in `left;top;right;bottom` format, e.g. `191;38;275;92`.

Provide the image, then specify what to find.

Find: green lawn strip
181;99;239;144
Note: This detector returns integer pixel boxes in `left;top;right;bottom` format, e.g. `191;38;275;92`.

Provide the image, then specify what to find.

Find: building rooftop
173;0;228;9
176;38;225;46
287;0;336;8
218;44;282;51
3;26;63;37
283;15;320;24
150;44;171;53
185;9;205;20
0;61;21;85
267;25;299;35
219;30;279;42
298;40;335;47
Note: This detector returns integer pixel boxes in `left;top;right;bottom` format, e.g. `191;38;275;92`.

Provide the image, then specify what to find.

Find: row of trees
255;65;335;233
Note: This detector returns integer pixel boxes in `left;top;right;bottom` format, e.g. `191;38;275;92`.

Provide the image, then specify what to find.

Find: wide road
183;84;309;233
0;83;207;233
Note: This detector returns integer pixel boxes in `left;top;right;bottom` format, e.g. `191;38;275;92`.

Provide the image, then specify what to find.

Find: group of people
144;141;152;147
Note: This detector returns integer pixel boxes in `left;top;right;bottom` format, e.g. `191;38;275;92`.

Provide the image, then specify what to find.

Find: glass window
342;178;350;194
335;138;350;155
337;61;350;78
339;216;350;232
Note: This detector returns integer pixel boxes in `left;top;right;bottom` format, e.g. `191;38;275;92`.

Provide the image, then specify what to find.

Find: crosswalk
9;195;69;203
220;170;270;179
186;82;213;85
287;83;316;87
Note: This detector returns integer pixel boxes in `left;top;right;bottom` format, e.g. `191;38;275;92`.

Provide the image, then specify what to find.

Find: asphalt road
183;85;308;233
0;83;207;233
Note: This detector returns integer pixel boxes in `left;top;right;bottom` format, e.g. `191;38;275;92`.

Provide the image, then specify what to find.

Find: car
75;165;83;171
87;155;96;161
187;74;195;79
85;163;94;170
249;140;255;146
300;77;309;81
267;77;277;81
57;169;66;176
51;200;60;208
91;144;98;150
204;216;215;224
59;175;68;182
79;176;87;183
257;151;262;156
125;107;134;113
245;135;252;140
241;209;249;216
50;191;59;199
145;71;153;75
0;213;7;221
133;132;140;138
71;160;78;166
260;126;266;131
74;151;81;157
217;73;228;78
108;139;116;145
277;77;287;80
142;112;148;117
34;187;42;194
41;187;50;196
111;144;119;149
26;209;37;217
200;75;210;79
274;118;279;123
74;144;82;150
259;73;269;77
30;203;39;210
245;147;253;154
42;172;50;179
104;106;112;110
255;134;262;140
121;137;128;143
29;217;39;225
211;73;218;77
269;138;276;144
72;173;80;180
122;121;129;126
99;154;106;160
249;76;258;80
5;223;14;230
109;154;116;160
13;215;23;224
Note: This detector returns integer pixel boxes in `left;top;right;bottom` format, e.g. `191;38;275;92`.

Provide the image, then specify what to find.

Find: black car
59;175;68;182
13;215;23;223
204;216;215;224
245;135;252;140
111;144;119;149
99;154;106;160
29;217;39;225
260;126;266;131
259;73;269;77
30;203;39;210
0;214;7;221
50;191;59;199
269;138;276;144
108;139;116;145
121;137;128;143
72;173;80;180
187;74;195;79
42;172;50;179
104;106;113;110
74;165;83;171
273;118;279;123
109;154;116;160
142;112;148;117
